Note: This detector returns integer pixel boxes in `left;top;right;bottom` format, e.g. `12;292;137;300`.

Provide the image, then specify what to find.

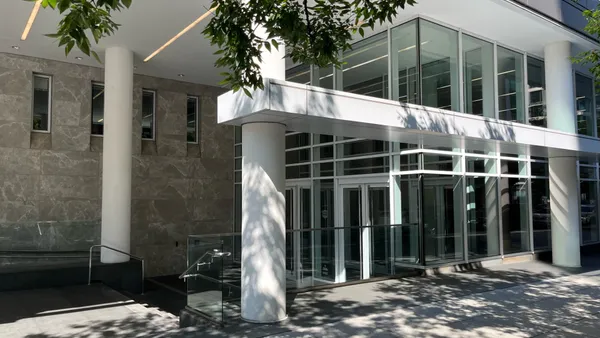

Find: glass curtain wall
576;74;595;136
531;160;551;250
420;20;460;111
580;164;599;244
527;58;546;127
391;20;419;104
463;35;495;118
497;47;525;123
341;32;389;99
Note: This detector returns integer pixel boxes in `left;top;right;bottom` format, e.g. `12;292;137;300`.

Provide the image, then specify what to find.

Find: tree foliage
573;2;600;88
29;0;416;94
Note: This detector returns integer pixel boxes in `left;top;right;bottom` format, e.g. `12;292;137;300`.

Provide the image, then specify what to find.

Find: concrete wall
0;52;234;276
514;0;599;37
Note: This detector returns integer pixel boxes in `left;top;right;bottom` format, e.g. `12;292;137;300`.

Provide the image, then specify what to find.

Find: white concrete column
101;46;133;263
241;122;286;323
544;41;581;267
241;24;287;323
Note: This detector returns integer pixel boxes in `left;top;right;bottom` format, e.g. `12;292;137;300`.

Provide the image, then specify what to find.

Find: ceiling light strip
144;5;218;63
21;0;41;41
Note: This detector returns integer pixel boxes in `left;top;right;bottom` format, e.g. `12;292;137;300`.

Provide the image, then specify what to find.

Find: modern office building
1;0;600;325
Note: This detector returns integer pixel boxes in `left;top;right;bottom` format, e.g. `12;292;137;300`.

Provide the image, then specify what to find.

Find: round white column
241;122;287;323
101;46;134;263
544;41;581;267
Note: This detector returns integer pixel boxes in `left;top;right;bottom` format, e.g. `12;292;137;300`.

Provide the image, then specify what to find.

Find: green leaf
91;50;101;63
65;40;75;56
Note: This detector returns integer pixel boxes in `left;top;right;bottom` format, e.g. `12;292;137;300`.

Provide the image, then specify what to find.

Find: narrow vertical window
91;83;105;135
575;73;594;136
527;57;546;127
497;47;525;123
32;74;51;132
142;90;155;140
187;96;199;143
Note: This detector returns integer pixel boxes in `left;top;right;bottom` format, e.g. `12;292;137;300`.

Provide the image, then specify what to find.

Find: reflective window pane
394;175;420;264
422;154;460;172
501;178;530;254
576;74;594;136
286;133;311;149
423;175;464;264
91;83;104;135
466;157;496;174
342;32;388;99
466;177;500;259
532;179;551;250
313;179;336;282
286;148;310;164
286;64;311;85
33;75;51;132
338;140;388;158
286;165;310;179
391;20;419;104
501;160;527;176
581;180;599;244
420;21;459;111
531;161;549;177
187;96;198;143
317;66;334;90
463;35;494;117
142;90;155;139
497;47;525;123
527;57;546;127
338;157;389;176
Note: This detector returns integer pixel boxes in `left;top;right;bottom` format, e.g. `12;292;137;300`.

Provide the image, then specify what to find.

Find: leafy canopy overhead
573;2;600;88
29;0;416;94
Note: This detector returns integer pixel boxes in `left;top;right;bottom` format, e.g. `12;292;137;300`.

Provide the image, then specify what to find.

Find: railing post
88;245;95;285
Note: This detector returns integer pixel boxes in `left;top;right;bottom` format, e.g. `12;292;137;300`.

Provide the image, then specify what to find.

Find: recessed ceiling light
178;74;185;77
144;5;218;63
21;0;41;41
11;46;20;50
75;56;83;60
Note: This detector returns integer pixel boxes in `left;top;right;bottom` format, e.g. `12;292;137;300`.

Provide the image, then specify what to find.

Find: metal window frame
31;73;52;133
186;95;200;144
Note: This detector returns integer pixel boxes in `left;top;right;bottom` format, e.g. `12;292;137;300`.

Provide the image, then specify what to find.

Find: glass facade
463;35;495;118
576;73;594;136
497;47;525;123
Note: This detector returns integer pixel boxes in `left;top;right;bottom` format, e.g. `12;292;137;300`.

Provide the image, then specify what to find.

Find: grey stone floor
2;257;600;338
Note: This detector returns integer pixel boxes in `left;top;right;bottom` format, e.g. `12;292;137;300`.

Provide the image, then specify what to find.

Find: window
497;47;525;123
342;32;389;99
463;35;495;118
286;64;311;85
187;96;199;143
391;20;419;104
575;73;594;136
91;83;104;135
142;90;155;140
527;57;546;127
32;74;51;132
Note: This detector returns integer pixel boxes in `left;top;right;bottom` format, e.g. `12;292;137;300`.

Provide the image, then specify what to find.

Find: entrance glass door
285;184;312;289
339;183;390;282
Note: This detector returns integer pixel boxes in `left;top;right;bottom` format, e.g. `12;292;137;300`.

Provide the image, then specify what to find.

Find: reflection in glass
285;189;295;278
318;66;334;90
463;35;494;117
313;180;335;283
33;76;51;132
527;57;546;127
286;64;311;85
532;179;551;250
394;175;420;264
391;20;419;104
581;180;599;244
422;175;464;264
501;178;530;254
286;132;311;149
187;96;198;143
91;83;104;135
142;90;155;139
420;21;459;111
466;177;500;259
422;154;460;172
338;140;388;158
342;32;389;99
576;74;594;136
338;157;389;176
497;47;525;123
466;157;496;174
299;188;313;285
343;187;362;282
369;187;391;277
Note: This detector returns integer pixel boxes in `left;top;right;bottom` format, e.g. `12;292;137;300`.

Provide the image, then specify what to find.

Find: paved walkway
2;258;600;337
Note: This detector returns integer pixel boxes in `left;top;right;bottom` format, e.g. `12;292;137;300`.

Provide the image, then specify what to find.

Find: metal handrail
179;249;231;280
88;245;145;294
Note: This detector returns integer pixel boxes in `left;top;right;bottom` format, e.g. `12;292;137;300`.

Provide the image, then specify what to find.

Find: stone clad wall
0;53;234;276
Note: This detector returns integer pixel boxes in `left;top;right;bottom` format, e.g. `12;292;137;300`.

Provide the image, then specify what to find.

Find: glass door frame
286;180;313;289
336;177;390;283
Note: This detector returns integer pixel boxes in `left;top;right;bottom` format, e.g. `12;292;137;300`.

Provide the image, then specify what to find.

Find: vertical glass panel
422;175;464;264
579;165;597;179
299;188;313;287
463;35;495;117
466;177;500;259
234;126;242;144
394;175;420;264
91;83;104;135
596;93;600;138
391;20;419;104
314;134;334;144
142;90;155;139
527;57;546;127
466;157;496;174
422;154;460;172
314;162;334;177
497;47;525;123
532;179;551;250
369;186;391;277
286;64;311;85
187;96;198;143
576;73;594;136
501;160;527;176
286;165;310;179
286;133;311;149
234;184;241;232
343;187;362;282
285;189;295;279
342;32;389;99
581;180;599;244
313;179;335;283
500;178;530;254
531;161;549;177
286;148;310;164
338;140;388;158
33;75;50;131
317;66;334;90
420;20;460;111
338;157;389;176
313;145;334;161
